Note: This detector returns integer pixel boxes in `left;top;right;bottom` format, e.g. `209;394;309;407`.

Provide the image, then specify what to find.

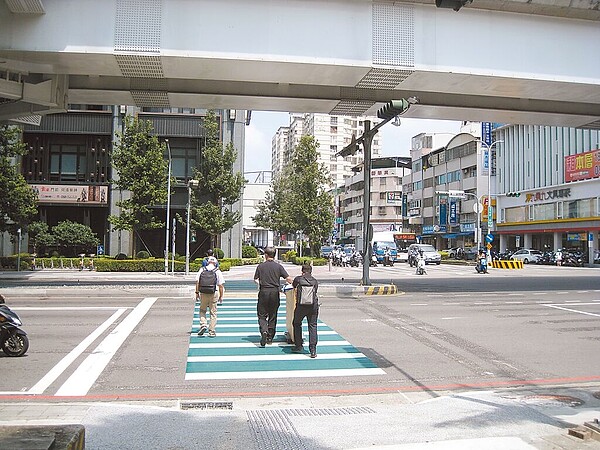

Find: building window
378;206;387;215
423;177;434;188
379;192;386;199
49;144;87;182
380;178;387;186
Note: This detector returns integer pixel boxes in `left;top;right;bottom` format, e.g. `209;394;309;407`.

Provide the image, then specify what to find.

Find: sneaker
208;330;216;338
260;332;268;347
291;346;304;353
197;325;207;336
266;336;273;345
310;349;317;358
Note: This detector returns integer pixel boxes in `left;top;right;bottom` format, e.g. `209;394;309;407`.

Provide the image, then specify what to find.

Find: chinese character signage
481;122;492;147
31;184;108;205
449;199;457;224
525;188;571;203
565;149;600;182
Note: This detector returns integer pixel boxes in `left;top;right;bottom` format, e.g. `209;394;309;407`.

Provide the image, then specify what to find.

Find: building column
553;232;562;251
524;233;532;249
499;234;508;253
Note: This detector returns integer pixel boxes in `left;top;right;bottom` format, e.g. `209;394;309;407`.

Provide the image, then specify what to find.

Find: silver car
408;244;442;265
510;248;542;264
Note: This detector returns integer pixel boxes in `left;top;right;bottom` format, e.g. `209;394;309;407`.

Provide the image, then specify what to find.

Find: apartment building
272;113;381;188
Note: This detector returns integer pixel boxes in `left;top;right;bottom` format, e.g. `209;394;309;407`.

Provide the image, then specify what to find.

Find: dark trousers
257;288;281;338
293;304;319;349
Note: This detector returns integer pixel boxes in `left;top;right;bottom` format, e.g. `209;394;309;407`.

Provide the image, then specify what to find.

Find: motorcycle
382;249;394;267
0;303;29;357
475;255;488;274
415;254;426;275
349;252;362;267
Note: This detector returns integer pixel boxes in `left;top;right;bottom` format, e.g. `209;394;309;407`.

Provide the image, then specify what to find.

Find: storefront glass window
532;203;555;221
505;206;527;223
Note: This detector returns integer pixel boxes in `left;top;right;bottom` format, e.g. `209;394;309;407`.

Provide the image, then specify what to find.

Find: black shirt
254;260;289;289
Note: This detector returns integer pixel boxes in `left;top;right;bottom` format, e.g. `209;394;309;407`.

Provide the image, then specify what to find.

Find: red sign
565;149;600;182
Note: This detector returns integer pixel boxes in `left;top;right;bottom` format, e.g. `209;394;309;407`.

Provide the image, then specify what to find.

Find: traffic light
377;99;410;121
506;192;521;198
435;0;472;11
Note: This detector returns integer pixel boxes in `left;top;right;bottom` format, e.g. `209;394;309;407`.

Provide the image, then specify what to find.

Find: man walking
254;247;292;347
291;263;320;358
195;256;225;337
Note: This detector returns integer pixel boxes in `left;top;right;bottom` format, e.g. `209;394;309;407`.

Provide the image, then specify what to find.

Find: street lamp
185;179;199;275
476;139;503;259
164;139;172;276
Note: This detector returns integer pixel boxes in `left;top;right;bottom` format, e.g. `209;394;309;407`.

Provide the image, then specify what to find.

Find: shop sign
449;199;457;224
31;184;108;205
567;232;586;241
525;188;570;203
460;223;475;232
409;208;421;217
565;149;600;182
386;192;402;203
423;225;447;234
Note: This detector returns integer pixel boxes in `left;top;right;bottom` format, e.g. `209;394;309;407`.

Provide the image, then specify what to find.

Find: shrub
283;250;297;262
114;253;128;260
94;259;231;272
221;258;242;267
293;257;328;266
213;248;224;259
242;245;258;258
136;250;150;259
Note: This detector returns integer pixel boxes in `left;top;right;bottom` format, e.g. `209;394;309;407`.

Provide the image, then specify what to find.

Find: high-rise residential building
272;113;382;187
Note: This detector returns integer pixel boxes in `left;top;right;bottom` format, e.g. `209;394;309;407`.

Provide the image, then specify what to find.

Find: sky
243;111;463;173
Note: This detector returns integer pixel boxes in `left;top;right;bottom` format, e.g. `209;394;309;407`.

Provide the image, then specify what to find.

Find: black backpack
198;268;217;294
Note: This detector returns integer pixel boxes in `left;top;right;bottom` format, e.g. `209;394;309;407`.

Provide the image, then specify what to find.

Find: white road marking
410;303;428;306
188;353;365;363
544;303;600;318
27;308;127;395
474;302;493;305
190;340;352;349
185;368;385;380
194;330;338;337
440;317;465;320
504;301;523;304
55;297;157;396
12;306;130;311
196;323;329;329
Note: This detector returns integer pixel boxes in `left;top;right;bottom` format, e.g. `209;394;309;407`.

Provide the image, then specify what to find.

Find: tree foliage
27;220;55;254
254;135;334;253
190;110;246;240
108;116;168;238
0;125;38;234
51;220;99;256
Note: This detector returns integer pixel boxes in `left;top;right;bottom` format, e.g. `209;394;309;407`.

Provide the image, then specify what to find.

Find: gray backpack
296;277;317;305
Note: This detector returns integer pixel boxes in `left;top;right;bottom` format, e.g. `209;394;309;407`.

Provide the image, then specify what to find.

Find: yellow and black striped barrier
492;259;523;269
364;284;398;295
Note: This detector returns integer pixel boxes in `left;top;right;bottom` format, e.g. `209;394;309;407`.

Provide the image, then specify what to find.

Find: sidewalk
1;389;599;449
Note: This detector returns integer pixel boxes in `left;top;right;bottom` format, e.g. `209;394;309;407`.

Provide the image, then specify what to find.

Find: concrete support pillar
499;234;508;253
553;232;562;251
524;233;532;249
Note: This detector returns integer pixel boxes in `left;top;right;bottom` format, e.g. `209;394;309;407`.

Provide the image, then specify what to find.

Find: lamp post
185;179;199;275
476;139;503;258
164;139;172;276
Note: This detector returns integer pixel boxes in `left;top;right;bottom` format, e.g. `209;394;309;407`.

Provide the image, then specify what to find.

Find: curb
0;424;84;450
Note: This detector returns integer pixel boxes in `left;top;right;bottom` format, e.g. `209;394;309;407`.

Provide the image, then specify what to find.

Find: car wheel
523;258;529;264
436;262;441;265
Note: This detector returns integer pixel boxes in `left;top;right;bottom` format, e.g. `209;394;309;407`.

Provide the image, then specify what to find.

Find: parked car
408;244;441;265
510;248;543;264
320;245;333;258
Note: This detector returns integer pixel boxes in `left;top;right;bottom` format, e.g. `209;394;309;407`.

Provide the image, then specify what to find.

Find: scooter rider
416;250;426;275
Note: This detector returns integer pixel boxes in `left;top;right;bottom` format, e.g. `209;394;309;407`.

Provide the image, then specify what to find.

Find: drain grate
180;401;233;410
247;407;376;449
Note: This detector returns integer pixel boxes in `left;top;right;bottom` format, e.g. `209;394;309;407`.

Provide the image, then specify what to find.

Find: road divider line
544;304;600;317
55;297;157;397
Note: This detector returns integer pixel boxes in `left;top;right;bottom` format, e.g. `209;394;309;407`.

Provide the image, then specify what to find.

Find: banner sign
439;201;447;225
31;184;108;205
449;199;457;224
481;122;492;147
565;149;600;182
386;192;402;203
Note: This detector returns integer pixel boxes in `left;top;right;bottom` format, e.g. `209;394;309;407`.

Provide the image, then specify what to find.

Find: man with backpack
195;256;225;337
291;263;319;358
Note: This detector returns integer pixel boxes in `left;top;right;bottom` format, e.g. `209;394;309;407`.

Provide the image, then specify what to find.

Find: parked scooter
0;296;29;357
415;251;426;275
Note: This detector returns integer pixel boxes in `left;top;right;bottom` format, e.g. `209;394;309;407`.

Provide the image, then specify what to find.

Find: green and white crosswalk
186;297;385;380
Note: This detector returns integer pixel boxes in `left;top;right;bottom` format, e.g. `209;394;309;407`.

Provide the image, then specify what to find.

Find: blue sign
589;233;594;242
449;199;457;224
439;202;447;225
485;233;494;243
97;244;105;255
482;122;492;147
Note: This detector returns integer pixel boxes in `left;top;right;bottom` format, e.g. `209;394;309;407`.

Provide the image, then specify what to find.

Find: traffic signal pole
336;98;416;286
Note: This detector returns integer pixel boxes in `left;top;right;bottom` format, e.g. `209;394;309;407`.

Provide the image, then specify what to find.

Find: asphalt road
1;264;599;401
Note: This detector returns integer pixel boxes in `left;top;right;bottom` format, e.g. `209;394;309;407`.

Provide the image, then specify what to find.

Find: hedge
94;259;232;272
291;257;328;266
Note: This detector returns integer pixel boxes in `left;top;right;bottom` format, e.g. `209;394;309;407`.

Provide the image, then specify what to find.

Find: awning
442;232;473;238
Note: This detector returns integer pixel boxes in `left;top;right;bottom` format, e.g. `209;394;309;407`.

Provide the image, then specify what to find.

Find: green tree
108;115;168;253
255;135;334;254
190;110;246;245
0;125;38;234
52;220;99;256
27;221;55;255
